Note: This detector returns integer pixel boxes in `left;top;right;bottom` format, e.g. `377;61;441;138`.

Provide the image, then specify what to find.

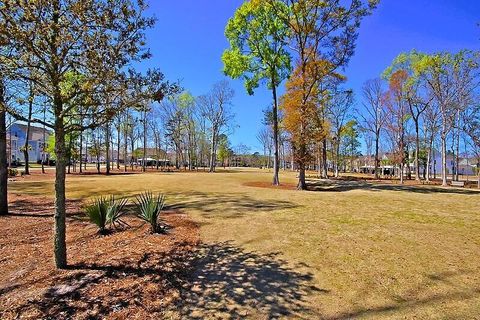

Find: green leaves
85;196;128;234
222;0;291;95
134;192;166;234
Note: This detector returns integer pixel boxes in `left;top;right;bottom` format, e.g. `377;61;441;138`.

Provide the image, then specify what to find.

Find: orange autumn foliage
281;58;343;164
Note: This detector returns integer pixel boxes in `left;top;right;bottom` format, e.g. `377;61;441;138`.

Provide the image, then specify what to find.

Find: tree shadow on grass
174;242;325;319
329;269;480;319
11;242;322;319
306;179;480;195
167;191;299;218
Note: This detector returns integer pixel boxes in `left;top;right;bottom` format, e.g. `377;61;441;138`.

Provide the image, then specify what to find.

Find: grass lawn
2;168;480;319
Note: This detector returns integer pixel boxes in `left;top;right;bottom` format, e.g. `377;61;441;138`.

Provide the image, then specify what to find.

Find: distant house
7;123;51;164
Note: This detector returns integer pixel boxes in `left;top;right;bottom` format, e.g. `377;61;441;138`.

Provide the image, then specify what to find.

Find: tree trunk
0;84;8;215
441;133;447;186
374;132;380;180
414;120;420;181
455;125;460;182
79;131;83;173
209;129;216;173
271;84;280;185
23;94;33;175
322;138;328;179
425;139;432;183
53;108;67;269
105;124;110;175
297;164;307;190
116;125;120;170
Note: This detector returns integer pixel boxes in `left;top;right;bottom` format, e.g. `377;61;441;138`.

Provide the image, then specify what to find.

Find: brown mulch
0;196;200;319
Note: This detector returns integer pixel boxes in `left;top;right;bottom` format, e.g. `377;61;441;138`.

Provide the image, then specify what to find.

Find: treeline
0;0;233;268
222;0;379;189
222;0;479;189
360;50;480;187
45;80;235;174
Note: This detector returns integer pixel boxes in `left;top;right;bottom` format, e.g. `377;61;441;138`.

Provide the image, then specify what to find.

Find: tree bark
79;131;83;173
23;90;33;175
53;103;67;269
414;120;420;181
209;129;216;172
271;83;280;185
441;133;447;186
0;82;8;215
374;131;380;180
105;124;110;175
297;164;307;190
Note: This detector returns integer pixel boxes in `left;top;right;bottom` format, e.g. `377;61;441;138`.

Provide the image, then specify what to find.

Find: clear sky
143;0;480;152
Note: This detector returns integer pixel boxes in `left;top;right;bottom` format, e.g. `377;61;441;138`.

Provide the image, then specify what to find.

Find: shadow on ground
8;197;83;217
8;242;320;319
328;269;480;320
167;191;299;218
173;242;324;319
306;179;480;195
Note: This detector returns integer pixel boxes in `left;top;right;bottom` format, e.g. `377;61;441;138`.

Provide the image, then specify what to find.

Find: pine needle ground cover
1;168;479;319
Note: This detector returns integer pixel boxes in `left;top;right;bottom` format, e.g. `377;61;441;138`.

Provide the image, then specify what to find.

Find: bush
85;196;128;234
8;168;18;177
134;192;166;233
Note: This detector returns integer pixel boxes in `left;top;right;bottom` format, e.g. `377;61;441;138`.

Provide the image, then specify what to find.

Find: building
7;123;51;164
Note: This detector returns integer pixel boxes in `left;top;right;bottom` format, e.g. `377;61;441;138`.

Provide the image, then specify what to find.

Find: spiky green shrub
85;197;110;234
85;196;128;234
134;192;166;233
106;196;128;229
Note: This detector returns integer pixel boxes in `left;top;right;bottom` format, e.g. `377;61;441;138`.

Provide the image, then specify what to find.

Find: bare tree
257;127;273;168
198;80;235;173
359;79;387;179
328;89;353;178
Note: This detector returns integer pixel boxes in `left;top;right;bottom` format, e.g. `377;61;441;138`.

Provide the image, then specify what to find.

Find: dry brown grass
4;167;480;319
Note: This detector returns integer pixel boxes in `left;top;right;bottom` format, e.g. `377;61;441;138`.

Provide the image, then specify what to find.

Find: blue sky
144;0;480;152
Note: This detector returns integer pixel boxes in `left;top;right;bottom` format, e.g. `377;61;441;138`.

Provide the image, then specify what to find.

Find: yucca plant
106;196;129;229
85;196;128;234
134;192;166;233
85;196;110;234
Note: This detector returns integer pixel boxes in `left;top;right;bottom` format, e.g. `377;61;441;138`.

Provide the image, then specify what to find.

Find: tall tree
223;0;291;185
384;51;432;181
328;89;353;178
385;70;410;184
198;81;235;173
273;0;378;189
0;0;157;268
281;59;340;189
359;78;387;180
414;50;480;186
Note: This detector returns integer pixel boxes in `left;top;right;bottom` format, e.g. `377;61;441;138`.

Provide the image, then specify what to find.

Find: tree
273;0;378;189
0;76;7;215
414;50;480;186
198;81;235;173
465;105;480;188
328;89;353;178
385;70;410;184
0;0;156;268
281;59;339;189
217;134;232;167
223;0;291;185
384;51;432;181
341;120;361;171
359;78;387;179
256;126;273;168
